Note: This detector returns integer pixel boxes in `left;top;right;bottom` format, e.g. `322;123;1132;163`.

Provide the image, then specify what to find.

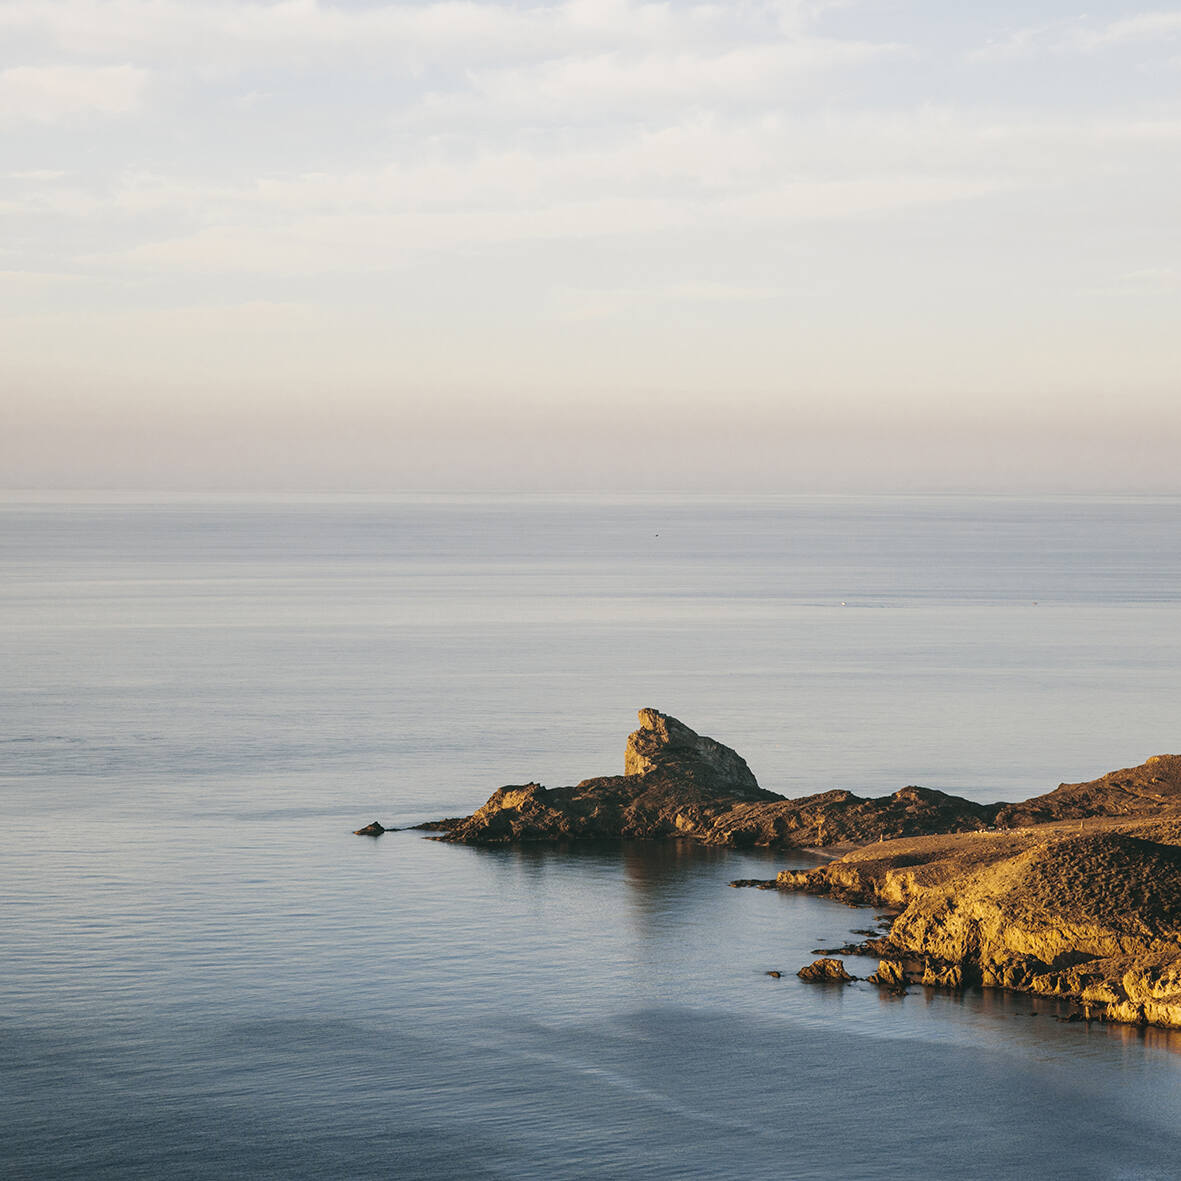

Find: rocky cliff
420;714;1181;1029
437;709;998;846
776;811;1181;1028
438;709;779;844
995;754;1181;827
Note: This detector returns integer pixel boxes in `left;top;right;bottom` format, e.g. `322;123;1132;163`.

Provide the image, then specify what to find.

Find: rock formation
354;820;390;836
776;809;1181;1028
623;708;764;796
797;958;856;982
699;784;999;849
416;712;1181;1029
436;709;1001;847
438;710;778;844
995;754;1181;827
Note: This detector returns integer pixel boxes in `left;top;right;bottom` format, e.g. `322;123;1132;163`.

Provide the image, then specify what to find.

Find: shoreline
764;813;1181;1028
400;709;1181;1031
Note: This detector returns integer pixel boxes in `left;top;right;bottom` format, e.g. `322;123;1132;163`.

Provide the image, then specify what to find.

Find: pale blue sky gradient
2;0;1179;490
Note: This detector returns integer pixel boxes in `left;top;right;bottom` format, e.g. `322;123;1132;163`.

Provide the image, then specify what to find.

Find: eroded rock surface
438;709;1001;847
354;820;389;836
996;754;1181;827
798;958;856;982
624;708;763;796
426;715;1181;1029
699;784;998;849
777;814;1181;1029
439;710;779;844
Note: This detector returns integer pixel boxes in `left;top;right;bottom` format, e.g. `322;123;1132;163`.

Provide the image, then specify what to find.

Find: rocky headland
420;709;1181;1029
777;811;1181;1029
433;708;998;847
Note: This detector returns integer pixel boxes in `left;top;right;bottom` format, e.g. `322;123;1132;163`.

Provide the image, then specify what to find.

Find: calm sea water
2;493;1180;1180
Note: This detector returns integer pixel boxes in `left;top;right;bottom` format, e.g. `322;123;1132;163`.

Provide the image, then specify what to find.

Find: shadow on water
454;836;827;930
462;836;824;884
421;834;1181;1060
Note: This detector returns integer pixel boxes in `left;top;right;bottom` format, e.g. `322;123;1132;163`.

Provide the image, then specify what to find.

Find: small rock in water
354;821;388;836
797;958;856;983
765;970;782;978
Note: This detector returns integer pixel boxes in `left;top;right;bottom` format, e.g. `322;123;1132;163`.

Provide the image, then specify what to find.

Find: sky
2;0;1180;492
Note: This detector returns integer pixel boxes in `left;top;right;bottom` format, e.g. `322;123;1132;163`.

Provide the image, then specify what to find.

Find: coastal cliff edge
414;709;1181;1029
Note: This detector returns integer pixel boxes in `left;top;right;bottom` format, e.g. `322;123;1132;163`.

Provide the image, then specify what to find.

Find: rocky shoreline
428;708;1002;847
401;708;1181;1030
773;818;1181;1027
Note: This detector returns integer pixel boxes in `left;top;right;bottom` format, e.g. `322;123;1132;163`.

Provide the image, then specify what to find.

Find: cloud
966;25;1053;63
19;101;1173;280
968;10;1181;61
1070;10;1181;52
0;0;862;73
1119;266;1179;286
547;281;783;321
400;36;899;131
83;166;1008;277
2;0;1178;486
0;63;147;121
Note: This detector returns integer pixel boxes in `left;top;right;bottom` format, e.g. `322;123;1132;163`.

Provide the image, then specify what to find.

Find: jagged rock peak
624;708;763;799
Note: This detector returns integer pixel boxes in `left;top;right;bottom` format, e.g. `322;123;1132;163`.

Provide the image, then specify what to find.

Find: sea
2;492;1179;1180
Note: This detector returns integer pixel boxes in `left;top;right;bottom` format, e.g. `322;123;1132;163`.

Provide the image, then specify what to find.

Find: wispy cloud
0;0;869;70
1120;265;1179;284
0;64;147;122
966;25;1055;63
1070;10;1181;52
3;0;1180;472
86;169;1007;277
548;281;783;322
968;9;1181;61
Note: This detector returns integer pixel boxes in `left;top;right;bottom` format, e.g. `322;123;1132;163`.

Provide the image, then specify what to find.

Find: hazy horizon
3;0;1179;493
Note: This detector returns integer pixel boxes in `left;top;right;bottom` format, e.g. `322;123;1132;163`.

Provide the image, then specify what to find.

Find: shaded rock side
776;819;1181;1029
440;709;1001;848
997;754;1181;827
691;785;999;849
354;820;390;836
797;958;856;982
441;710;780;844
624;708;764;799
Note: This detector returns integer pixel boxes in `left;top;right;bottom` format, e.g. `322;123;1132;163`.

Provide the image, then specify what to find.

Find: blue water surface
2;493;1179;1179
